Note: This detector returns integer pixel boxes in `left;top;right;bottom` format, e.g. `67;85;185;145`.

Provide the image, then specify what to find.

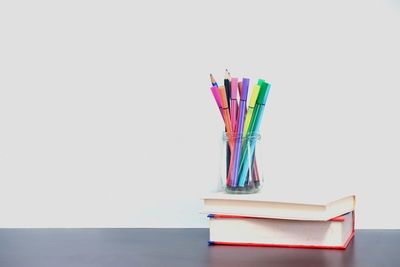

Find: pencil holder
220;132;264;194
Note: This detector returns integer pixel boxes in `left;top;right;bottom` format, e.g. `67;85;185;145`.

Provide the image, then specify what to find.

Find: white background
0;1;399;228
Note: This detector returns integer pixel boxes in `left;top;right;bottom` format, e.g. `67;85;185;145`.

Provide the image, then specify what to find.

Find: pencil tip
224;70;231;80
210;73;212;77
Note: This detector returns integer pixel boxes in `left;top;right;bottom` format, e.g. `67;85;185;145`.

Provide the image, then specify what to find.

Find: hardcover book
202;191;356;221
208;212;355;249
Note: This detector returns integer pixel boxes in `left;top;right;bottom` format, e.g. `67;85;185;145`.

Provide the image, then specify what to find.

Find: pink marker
230;78;239;132
210;86;224;119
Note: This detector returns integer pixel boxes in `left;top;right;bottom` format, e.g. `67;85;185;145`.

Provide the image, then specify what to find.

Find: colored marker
218;86;233;134
229;78;250;187
236;82;268;185
244;79;265;137
238;83;261;188
237;82;268;185
237;82;271;187
243;85;260;137
218;85;236;184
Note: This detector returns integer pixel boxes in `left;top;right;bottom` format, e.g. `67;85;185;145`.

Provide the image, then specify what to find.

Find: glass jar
219;132;263;194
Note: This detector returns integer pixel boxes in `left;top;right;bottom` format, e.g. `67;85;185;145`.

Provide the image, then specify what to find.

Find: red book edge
209;211;355;250
208;213;348;221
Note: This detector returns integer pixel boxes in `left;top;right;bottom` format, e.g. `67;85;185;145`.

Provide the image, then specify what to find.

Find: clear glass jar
219;132;263;194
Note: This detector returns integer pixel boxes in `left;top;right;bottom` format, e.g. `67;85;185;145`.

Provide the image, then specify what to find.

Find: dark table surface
0;229;399;267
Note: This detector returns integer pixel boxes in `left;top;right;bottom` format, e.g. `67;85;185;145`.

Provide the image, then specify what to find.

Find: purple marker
230;78;249;187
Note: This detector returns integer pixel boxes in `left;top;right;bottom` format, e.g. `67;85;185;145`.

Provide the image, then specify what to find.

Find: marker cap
241;78;250;100
257;79;265;86
256;82;268;105
262;83;271;104
249;85;261;107
230;78;238;99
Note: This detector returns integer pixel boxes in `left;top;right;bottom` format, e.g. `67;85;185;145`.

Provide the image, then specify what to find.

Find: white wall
0;0;399;228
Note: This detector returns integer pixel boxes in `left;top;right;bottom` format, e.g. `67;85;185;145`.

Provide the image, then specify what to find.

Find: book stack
202;191;356;249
